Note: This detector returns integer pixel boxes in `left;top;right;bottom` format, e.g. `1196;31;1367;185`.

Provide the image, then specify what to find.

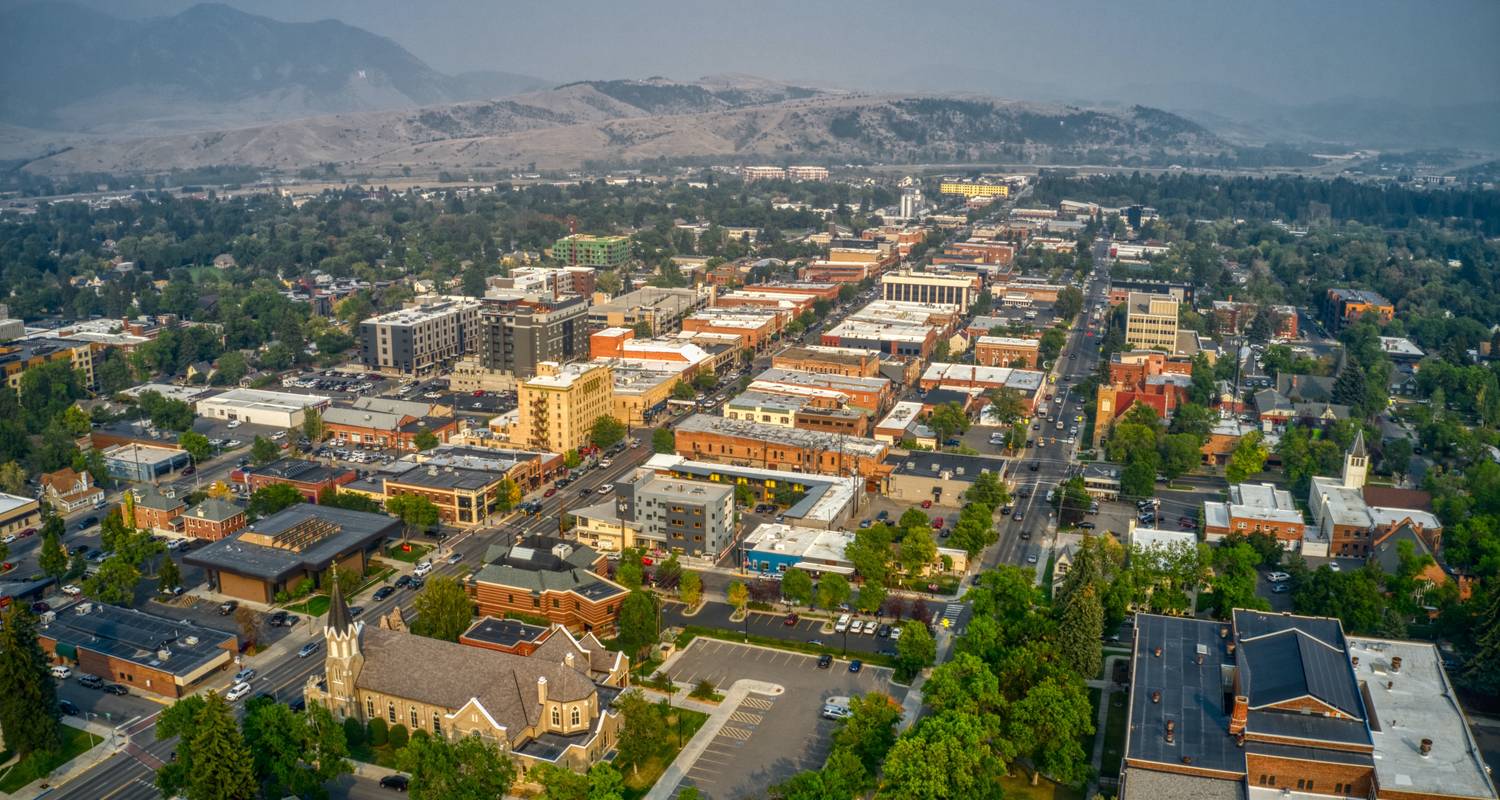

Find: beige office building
1124;292;1180;351
515;362;614;453
880;270;979;314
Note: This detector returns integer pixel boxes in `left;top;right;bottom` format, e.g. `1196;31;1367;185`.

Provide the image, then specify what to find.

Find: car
784;613;799;626
78;673;104;689
61;583;82;596
394;575;413;589
226;420;242;429
875;510;889;521
1;533;14;544
30;600;51;613
234;667;257;683
544;487;557;498
890;626;904;641
848;659;863;673
834;614;851;633
597;485;612;495
226;682;253;702
413;561;433;577
447;552;463;565
931;517;944;528
1267;571;1291;583
1272;583;1290;594
1328;562;1342;572
599;459;613;468
817;654;833;669
297;642;321;659
218;600;238;616
1078;522;1096;529
1029;462;1040;471
288;697;307;713
877;624;892;638
349;606;365;618
1027;553;1039;564
920;499;932;509
1013;511;1024;521
408;577;425;590
379;775;410;792
103;683;129;696
59;699;81;717
1000;505;1013;515
858;519;872;529
373;586;395;600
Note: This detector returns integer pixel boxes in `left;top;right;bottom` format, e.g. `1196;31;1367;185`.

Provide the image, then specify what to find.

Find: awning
55;642;78;660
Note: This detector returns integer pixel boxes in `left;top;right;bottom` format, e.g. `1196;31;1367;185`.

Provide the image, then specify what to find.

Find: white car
834;613;851;633
599;459;613;468
225;682;253;702
413;561;433;578
889;626;904;641
1267;571;1291;583
2;533;15;544
61;584;82;596
226;439;242;448
226;420;242;429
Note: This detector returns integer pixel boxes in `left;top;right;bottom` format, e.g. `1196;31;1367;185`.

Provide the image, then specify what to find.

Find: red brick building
235;458;357;502
181;498;248;541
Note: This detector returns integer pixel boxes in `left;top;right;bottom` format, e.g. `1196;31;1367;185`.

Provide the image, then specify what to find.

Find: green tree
879;710;1012;799
727;581;749;616
250;435;280;465
38;525;70;580
563;449;583;469
397;729;516;800
242;696;350;799
316;486;383;513
413;429;440;451
1333;362;1369;412
818;572;852;610
85;554;141;604
895;620;937;682
679;570;702;607
385;493;441;541
899;528;937;576
179;430;213;463
1225;430;1270;483
589;416;626;449
0;605;62;758
1462;587;1500;696
781;568;814;607
651;427;676;454
1208;540;1270;619
530;762;588;800
1006;677;1094;785
248;483;305;517
302;407;325;444
671;381;696;401
1055;286;1084;320
616;591;660;661
158;556;183;593
927;402;971;443
215;351;249;385
1169;401;1215;442
1055;584;1103;679
614;690;668;777
186;692;258;800
1159;432;1201;481
1121;456;1158;499
410;575;474;642
156;695;209;797
0;460;27;495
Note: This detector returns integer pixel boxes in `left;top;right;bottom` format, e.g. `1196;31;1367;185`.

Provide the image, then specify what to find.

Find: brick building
673;414;890;485
466;538;628;635
40;604;237;698
236;458;357;503
973;335;1041;368
1201;483;1306;547
772;345;882;378
181;498;248;541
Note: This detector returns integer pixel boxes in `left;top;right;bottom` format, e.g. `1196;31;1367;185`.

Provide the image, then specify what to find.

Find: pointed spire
1351;429;1367;459
327;574;353;635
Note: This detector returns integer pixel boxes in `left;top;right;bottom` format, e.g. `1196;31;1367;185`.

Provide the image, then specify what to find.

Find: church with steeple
304;574;627;773
1307;430;1442;559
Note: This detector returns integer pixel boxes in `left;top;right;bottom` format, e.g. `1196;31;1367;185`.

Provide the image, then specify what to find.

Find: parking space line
743;697;775;710
729;711;764;724
718;726;754;741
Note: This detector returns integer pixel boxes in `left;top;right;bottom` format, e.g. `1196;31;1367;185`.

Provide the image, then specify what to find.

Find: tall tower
322;576;365;720
1342;429;1369;490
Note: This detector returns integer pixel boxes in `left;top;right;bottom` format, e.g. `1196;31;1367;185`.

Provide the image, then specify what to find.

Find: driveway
665;639;905;799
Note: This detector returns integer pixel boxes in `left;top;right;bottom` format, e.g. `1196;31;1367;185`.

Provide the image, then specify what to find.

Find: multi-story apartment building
552;234;630;268
1124;291;1180;351
474;296;589;379
514;362;614;454
739;166;786;182
973;335;1041;368
938;178;1009;198
784;165;829;181
359;298;481;377
748;367;893;416
587;287;705;335
616;474;736;560
673;414;891;485
1;338;98;394
1326;287;1395;328
881;270;979;313
1202;482;1306;547
1122;609;1497;800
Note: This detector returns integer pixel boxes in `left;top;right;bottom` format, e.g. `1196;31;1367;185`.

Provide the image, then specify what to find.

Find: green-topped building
553;234;630;267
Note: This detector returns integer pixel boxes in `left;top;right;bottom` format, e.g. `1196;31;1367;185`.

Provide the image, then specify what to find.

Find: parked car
931;517;944;529
234;667;257;683
268;610;289;627
218;600;238;615
817;654;833;669
61;584;82;596
890;626;904;641
413;561;433;578
1272;583;1290;594
1078;522;1096;530
226;682;253;702
379;774;410;792
59;699;81;717
297;642;321;659
373;586;395;600
876;624;892;638
1267;571;1291;583
394;575;414;589
103;683;129;696
848;660;863;673
544;487;557;498
77;673;104;689
348;606;365;618
834;614;851;633
30;600;50;613
784;613;799;626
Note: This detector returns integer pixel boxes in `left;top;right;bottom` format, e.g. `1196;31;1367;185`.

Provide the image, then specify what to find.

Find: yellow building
938;180;1009;199
516;362;614;453
2;338;98;394
1124;291;1180;351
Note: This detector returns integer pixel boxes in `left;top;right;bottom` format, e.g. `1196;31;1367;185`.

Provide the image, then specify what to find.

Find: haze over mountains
2;2;1494;177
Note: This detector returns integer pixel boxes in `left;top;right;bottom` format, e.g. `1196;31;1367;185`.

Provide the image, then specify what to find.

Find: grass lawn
1100;689;1129;781
621;707;708;800
349;741;405;770
384;542;433;563
0;727;103;793
676;625;899;670
285;595;331;617
996;774;1086;800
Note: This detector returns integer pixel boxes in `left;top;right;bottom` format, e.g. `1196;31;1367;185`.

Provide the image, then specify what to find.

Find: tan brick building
181;498;247;541
973;335;1041;368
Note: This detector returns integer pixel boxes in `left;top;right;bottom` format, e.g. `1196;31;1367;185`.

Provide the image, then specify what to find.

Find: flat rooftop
776;345;875;365
461;617;553;650
200;388;330;412
754;367;890;394
1349;637;1498;799
185;505;399;582
675;413;887;456
741;523;854;574
40;603;235;678
642;453;856;524
1127;614;1241;774
524;361;609;389
0;491;37;516
385;462;498;491
363;298;479;327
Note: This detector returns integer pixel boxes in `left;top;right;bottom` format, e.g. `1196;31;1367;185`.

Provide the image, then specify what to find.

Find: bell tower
322;576;365;720
1342;429;1369;490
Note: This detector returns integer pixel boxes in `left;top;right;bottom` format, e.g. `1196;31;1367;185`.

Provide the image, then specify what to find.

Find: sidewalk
7;717;122;800
642;678;783;800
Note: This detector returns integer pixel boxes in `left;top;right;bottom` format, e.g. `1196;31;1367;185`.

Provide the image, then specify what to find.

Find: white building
196;388;332;429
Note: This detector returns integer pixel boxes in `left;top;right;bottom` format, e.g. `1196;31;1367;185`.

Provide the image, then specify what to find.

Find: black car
348;606;365;618
1000;506;1013;515
817;654;833;669
848;659;863;673
59;699;80;717
77;673;104;689
268;610;288;627
103;683;129;696
876;624;892;638
373;586;395;600
1028;462;1040;471
1078;522;1096;529
81;516;98;528
394;575;414;589
379;774;410;791
71;544;90;555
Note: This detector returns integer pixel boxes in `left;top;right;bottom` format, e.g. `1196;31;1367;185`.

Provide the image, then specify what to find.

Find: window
367;698;375;718
388;702;397;724
433;713;442;736
570;706;581;727
551;706;561;727
411;707;419;729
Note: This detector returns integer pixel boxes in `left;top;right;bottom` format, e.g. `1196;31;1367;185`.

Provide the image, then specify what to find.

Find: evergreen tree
185;692;258;800
1056;584;1104;680
0;605;62;757
38;527;70;580
1333;363;1368;412
1462;588;1500;696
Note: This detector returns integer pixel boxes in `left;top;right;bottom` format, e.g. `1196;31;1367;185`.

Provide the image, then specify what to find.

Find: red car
784;613;799;626
472;390;484;397
543;487;557;497
920;499;933;509
931;517;944;529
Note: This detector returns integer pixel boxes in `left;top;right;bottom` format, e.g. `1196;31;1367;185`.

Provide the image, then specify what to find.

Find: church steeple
1343;429;1369;489
322;574;365;719
327;573;354;636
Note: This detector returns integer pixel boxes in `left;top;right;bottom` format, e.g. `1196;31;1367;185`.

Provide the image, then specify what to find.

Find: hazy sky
50;0;1500;107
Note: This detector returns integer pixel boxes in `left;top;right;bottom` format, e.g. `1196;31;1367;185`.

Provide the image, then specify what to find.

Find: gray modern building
614;474;735;560
476;296;589;379
359;298;481;377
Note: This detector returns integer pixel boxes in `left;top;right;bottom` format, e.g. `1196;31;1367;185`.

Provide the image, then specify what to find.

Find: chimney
1165;720;1175;744
1219;626;1230;639
536;675;548;705
1229;695;1249;735
1420;738;1432;757
1154;646;1163;658
1352;656;1359;667
1390;656;1402;673
564;652;575;668
1152;690;1161;704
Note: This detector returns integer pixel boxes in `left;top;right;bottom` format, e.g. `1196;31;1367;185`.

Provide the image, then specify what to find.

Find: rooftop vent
1391;656;1402;673
1420;738;1432;757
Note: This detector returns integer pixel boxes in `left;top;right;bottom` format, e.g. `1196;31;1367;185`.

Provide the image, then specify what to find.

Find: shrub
274;590;290;604
410;728;430;742
343;716;364;747
367;717;388;746
691;679;717;699
388;723;408;748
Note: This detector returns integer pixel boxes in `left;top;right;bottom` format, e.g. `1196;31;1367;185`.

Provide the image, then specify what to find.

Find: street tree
835;692;904;773
411;576;474;642
817;572;851;610
397;730;516;800
242;696;351;798
302;407;325;444
679;570;702;607
85;554;141;604
186;692;258;800
250;435;280;465
1121;455;1158;499
879;710;1013;800
652;427;676;453
179;430;213;463
616;591;659;661
385;493;440;541
589;416;626;450
39;526;70;580
1160;432;1202;481
0;605;62;758
894;620;937;681
158;556;183;593
248;483;304;517
781;568;814;606
727;581;749;616
1225;430;1270;483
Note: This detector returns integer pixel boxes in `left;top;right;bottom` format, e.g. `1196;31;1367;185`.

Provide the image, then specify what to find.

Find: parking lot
664;602;915;657
665;639;904;799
